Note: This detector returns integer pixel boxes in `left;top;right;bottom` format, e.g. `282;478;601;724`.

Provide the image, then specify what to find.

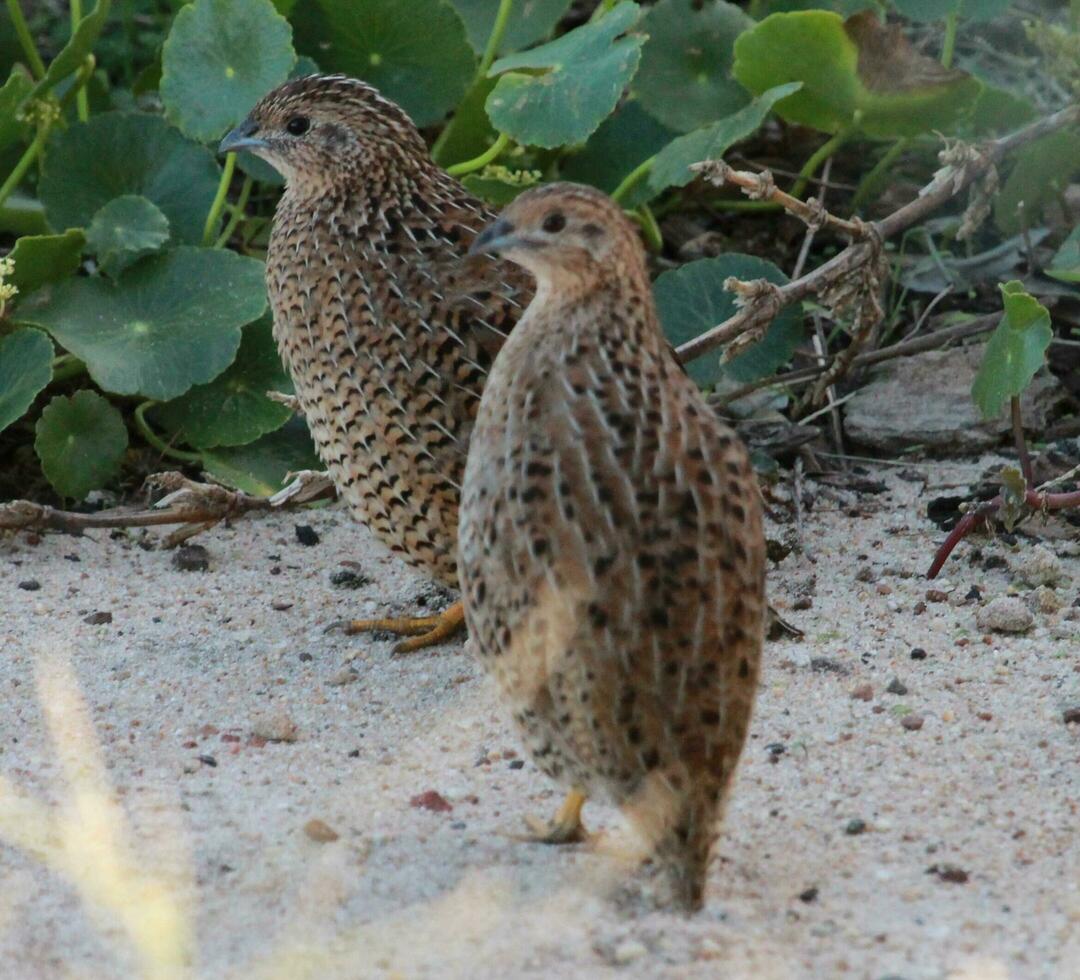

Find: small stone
251;710;298;743
927;863;968;884
925;589;949;603
811;657;850;675
982;555;1008;571
298;652;313;662
1033;586;1063;614
271;599;293;611
327;667;358;687
612;940;648;965
910;647;927;660
913;601;927;615
508;759;524;770
18;580;40;591
410;790;452;813
792;596;813;611
845;818;867;836
1063;707;1080;725
295;524;320;547
856;566;876;583
976;597;1034;634
198;754;217;767
330;569;371;590
900;714;924;732
173;545;210;572
798;886;819;903
83;611;113;625
886;677;908;696
851;683;874;701
1015;545;1064;587
303;818;339;842
964;585;981;601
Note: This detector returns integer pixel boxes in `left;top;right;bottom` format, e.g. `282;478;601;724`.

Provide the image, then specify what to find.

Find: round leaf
21;246;266;400
654;255;801;388
34;390;128;500
85;195;171;277
451;0;572;55
634;0;751;133
151;315;292;448
485;1;645;148
201;416;320;496
1047;227;1080;284
0;328;52;434
993;130;1080;236
292;0;476;126
892;0;1011;22
161;0;296;143
7;230;85;295
40;112;222;244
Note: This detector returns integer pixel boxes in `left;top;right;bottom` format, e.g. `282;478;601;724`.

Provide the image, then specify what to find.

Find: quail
219;74;532;653
459;184;767;911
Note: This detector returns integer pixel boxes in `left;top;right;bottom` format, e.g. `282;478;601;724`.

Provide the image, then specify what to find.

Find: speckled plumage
231;75;531;592
460;185;767;911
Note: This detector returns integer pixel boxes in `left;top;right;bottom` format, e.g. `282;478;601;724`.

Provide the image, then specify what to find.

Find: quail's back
459;184;767;911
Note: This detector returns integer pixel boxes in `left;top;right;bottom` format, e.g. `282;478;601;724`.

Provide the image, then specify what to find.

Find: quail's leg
342;600;466;653
522;788;588;845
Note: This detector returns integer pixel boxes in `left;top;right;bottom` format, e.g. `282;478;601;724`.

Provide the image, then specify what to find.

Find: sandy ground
2;455;1079;980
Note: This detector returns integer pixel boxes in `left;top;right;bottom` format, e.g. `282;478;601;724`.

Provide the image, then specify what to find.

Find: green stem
446;131;511;177
477;0;514;80
134;402;202;464
610;156;655;204
851;137;910;210
202;152;236;246
790;128;852;200
213;174;254;248
0;126;48;210
50;354;87;383
70;0;89;121
709;198;781;213
941;12;958;68
57;55;96;112
6;0;46;79
633;203;662;252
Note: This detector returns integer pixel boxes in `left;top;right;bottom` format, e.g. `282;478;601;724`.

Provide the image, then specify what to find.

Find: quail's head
219;74;428;188
468;183;639;285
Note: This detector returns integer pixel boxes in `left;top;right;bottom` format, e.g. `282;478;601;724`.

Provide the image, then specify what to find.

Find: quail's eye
286;115;311;136
542;212;566;234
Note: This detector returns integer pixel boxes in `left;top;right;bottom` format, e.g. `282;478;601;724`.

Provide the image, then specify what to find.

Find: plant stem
477;0;514;80
6;0;47;79
70;0;89;121
50;354;86;383
133;402;202;464
57;54;96;112
202;152;236;246
633;203;662;252
446;132;510;177
941;12;958;68
0;126;48;210
610;156;654;203
213;175;253;248
1011;396;1033;487
790;128;852;200
851;138;910;210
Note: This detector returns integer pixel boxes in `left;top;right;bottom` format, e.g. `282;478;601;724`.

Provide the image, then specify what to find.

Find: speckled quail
459;184;767;911
220;74;532;653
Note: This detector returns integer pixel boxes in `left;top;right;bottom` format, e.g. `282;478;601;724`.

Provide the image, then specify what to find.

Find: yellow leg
522;788;588;845
340;600;466;653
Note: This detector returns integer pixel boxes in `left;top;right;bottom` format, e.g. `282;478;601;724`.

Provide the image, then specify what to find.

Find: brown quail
219;74;532;653
459;184;767;911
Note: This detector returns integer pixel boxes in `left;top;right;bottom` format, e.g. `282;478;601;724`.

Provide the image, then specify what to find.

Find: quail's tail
657;804;717;914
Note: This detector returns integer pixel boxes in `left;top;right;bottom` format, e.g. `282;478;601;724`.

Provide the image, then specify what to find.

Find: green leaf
561;99;675;207
161;0;296;143
30;0;111;99
486;1;645;148
1047;227;1080;284
971;281;1053;420
20;247;266;401
85;195;171;278
634;0;751;133
39;112;222;244
34;390;128;500
648;82;801;194
292;0;476;126
201;416;320;496
7;230;85;295
433;77;498;168
751;0;880;13
0;67;32;157
0;328;52;434
993;130;1080;236
653;255;801;387
892;0;1011;22
451;0;572;55
151;315;292;448
733;11;982;138
965;83;1035;137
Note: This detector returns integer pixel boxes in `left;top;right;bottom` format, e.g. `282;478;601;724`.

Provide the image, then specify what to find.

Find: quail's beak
468;218;518;257
218;117;267;155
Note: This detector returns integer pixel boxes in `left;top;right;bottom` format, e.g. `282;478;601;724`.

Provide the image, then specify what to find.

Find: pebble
327;667;358;686
900;714;924;732
611;940;648;965
925;589;949;603
18;579;41;591
886;677;908;696
330;570;371;590
910;647;927;660
83;611;112;625
251;710;298;743
303;818;339;842
845;818;867;836
1033;586;1063;614
927;863;969;884
173;545;210;572
975;597;1034;634
1063;708;1080;726
410;790;453;813
851;683;874;701
1014;545;1064;587
294;524;320;546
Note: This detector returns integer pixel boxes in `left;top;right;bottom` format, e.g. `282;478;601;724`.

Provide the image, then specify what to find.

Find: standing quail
459;184;767;911
219;74;532;653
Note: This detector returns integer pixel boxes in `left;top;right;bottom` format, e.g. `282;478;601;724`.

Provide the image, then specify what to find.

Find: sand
2;455;1078;980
